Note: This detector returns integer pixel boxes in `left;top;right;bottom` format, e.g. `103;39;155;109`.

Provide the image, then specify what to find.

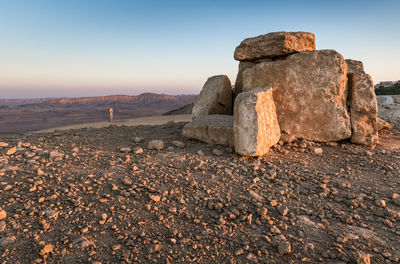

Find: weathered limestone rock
234;59;272;99
234;32;315;61
234;62;256;99
243;50;351;142
348;71;378;145
191;75;233;119
346;59;364;73
234;87;281;156
182;115;234;146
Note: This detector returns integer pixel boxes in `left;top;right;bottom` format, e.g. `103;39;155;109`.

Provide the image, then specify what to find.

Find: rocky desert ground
0;113;399;263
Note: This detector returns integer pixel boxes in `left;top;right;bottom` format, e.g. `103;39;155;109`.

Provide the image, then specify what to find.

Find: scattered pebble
0;236;16;247
277;240;291;255
6;147;17;156
375;199;386;208
172;141;185;148
40;244;54;255
314;147;323;155
0;221;6;232
0;209;6;220
212;149;223;156
132;147;144;154
149;194;161;202
119;147;132;153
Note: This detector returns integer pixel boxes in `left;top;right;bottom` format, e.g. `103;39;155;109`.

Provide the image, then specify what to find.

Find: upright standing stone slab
243;50;351;142
234;62;256;99
234;87;281;156
234;32;315;61
346;59;378;146
234;59;273;99
191;75;233;119
346;59;364;73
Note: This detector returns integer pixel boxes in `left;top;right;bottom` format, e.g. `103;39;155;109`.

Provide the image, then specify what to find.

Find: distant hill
0;98;48;108
0;93;196;134
163;103;194;116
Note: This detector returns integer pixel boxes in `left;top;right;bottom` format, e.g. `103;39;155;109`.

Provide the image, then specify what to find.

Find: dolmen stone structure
182;31;380;156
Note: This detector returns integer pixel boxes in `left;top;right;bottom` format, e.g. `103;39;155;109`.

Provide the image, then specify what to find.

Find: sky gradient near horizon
1;0;399;99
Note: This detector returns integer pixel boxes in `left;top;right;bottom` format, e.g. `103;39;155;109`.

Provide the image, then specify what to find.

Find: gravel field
0;118;399;263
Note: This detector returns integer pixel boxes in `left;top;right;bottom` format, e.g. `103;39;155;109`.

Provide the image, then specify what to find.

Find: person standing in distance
109;107;114;122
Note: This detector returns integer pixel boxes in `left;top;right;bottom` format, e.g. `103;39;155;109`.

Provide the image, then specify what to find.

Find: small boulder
191;75;233;119
234;87;281;156
147;140;164;150
234;31;315;61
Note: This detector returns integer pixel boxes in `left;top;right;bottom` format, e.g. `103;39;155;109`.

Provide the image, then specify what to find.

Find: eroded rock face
191;75;233;119
347;61;378;146
182;115;234;146
243;50;351;142
345;59;364;74
234;59;273;99
234;62;256;99
234;32;315;61
234;87;280;156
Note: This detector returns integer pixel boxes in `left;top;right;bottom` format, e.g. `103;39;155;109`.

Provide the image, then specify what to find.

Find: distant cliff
0;93;196;134
40;93;196;107
0;93;196;108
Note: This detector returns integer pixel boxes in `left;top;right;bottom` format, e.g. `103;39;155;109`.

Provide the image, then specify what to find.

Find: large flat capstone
347;59;378;146
234;32;315;61
191;75;233;119
234;87;281;156
243;49;351;142
182;115;234;146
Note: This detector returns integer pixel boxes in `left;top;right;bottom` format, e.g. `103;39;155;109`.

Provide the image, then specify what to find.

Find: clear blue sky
0;0;399;98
